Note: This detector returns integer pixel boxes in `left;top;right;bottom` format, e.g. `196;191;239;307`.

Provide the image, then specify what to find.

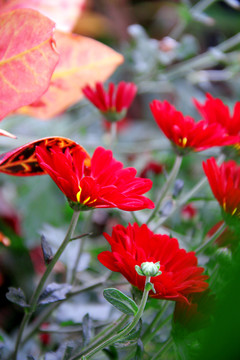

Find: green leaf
103;288;138;316
103;345;118;360
6;287;29;308
38;283;72;305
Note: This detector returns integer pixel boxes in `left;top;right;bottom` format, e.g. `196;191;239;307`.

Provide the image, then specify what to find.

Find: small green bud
135;261;162;277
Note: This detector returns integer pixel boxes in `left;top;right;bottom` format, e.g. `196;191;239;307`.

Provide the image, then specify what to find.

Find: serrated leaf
6;287;29;308
103;288;138;316
0;9;59;120
38;283;72;305
41;235;53;265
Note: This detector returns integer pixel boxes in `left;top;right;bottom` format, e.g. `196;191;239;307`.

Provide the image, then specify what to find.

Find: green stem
151;337;173;360
22;274;110;346
143;313;172;346
191;0;217;13
164;32;240;80
146;155;182;225
153;175;208;231
110;122;117;146
70;236;85;284
131;211;141;225
13;210;80;360
195;221;226;254
153;153;226;231
142;301;170;343
169;0;217;39
71;277;151;360
125;302;172;360
70;210;93;285
78;314;128;357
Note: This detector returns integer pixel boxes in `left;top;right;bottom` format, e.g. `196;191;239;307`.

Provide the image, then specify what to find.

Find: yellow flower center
76;187;97;206
234;143;240;151
179;137;188;147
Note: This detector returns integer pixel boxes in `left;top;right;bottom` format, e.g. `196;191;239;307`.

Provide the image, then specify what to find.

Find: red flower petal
150;99;240;152
98;223;208;304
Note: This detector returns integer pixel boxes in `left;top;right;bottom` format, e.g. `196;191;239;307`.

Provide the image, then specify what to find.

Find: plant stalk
70;276;151;360
146;155;182;225
13;210;80;360
195;221;226;254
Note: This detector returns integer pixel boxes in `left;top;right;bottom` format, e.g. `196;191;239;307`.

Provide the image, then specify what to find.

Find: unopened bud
135;261;162;277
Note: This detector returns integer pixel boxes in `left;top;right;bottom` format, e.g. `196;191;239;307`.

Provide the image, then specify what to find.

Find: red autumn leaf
0;0;86;32
0;8;59;120
18;31;124;119
0;137;90;176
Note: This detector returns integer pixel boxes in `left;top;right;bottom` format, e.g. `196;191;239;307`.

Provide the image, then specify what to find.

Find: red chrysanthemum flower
35;145;154;211
203;158;240;218
150;100;239;153
194;93;240;136
98;223;208;304
82;81;137;122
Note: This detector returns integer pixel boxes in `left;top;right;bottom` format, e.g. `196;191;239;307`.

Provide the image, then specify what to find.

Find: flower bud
135;261;162;277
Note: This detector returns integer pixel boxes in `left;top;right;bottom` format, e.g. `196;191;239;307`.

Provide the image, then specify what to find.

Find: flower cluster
150;99;239;153
98;223;208;304
36;144;154;211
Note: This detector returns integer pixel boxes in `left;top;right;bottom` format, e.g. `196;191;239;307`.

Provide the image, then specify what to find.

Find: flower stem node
145;281;156;294
101;108;127;122
135;261;162;277
68;198;92;211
